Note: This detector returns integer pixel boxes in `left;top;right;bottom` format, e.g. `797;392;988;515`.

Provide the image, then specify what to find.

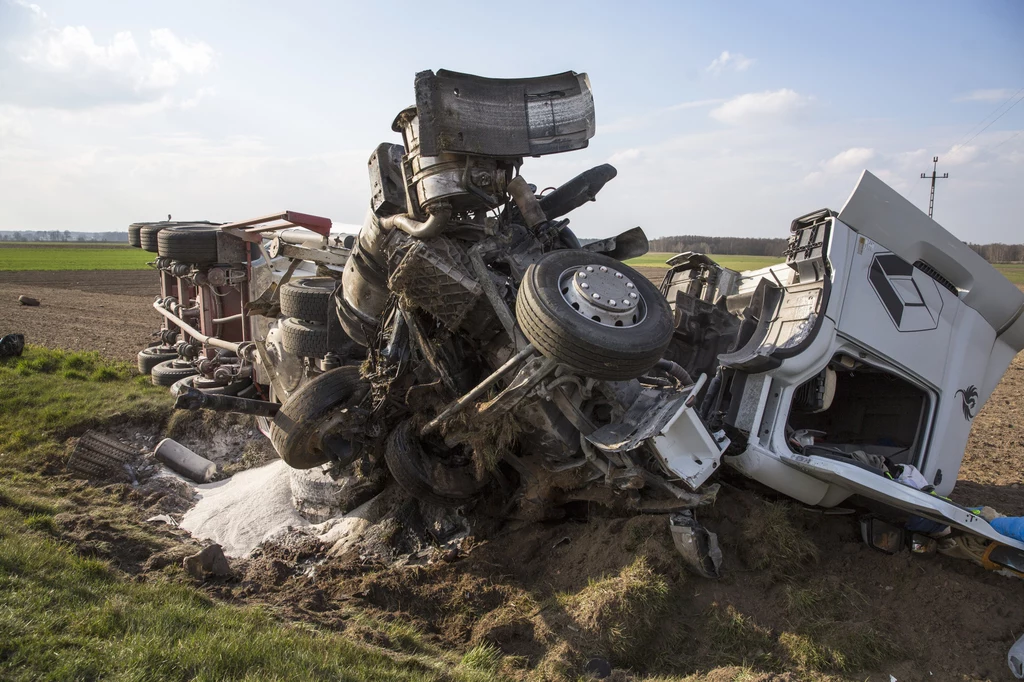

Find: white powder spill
317;487;395;556
180;459;309;558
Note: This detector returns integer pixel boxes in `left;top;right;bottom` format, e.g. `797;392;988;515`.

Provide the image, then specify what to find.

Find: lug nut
615;272;623;279
630;292;638;299
599;266;608;272
586;266;594;272
626;282;635;289
592;293;601;299
609;299;617;306
581;282;590;289
578;271;587;278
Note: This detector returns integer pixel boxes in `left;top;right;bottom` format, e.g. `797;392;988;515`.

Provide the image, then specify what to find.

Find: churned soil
0;269;158;361
9;268;1024;680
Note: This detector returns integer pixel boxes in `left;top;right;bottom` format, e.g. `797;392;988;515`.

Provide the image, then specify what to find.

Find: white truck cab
664;171;1024;550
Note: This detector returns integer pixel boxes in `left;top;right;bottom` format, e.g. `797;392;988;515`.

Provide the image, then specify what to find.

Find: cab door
777;449;1024;551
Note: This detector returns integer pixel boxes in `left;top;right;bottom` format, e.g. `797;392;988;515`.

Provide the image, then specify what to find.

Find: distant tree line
967;243;1024;263
0;230;128;242
649;235;789;257
649;234;1024;264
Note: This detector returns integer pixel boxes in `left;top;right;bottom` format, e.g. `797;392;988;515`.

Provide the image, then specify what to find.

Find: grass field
997;263;1024;285
0;247;151;271
0;347;505;682
1;242;1021;286
0;242;132;248
626;252;781;272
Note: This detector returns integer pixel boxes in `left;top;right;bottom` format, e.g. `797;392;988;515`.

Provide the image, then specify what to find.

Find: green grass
0;242;132;248
0;500;503;682
0;346;511;681
626;252;782;273
0;247;151;271
995;262;1024;285
0;347;169;466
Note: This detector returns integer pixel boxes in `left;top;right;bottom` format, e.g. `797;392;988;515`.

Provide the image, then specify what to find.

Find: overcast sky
0;0;1022;242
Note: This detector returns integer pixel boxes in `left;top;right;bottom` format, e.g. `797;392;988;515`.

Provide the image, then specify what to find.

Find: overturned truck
130;69;1024;565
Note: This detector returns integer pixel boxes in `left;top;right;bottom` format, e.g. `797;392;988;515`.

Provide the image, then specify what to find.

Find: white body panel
713;171;1024;547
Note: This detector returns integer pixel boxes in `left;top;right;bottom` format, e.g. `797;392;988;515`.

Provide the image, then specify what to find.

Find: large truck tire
279;277;338;323
138;346;178;375
383;420;488;508
139;224;166;253
157;225;220;264
515;250;673;381
128;223;147;248
270;366;368;469
150;359;199;387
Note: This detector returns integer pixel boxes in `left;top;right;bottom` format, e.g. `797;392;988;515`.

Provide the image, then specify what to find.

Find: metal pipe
421;343;535;435
380;203;451;240
154;438;217;483
174;386;281;418
212;313;243;324
468;248;525;350
153;300;241;353
506;176;547;229
207;284;224;338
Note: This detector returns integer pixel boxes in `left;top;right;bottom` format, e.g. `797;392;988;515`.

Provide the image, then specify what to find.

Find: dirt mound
199;476;1022;680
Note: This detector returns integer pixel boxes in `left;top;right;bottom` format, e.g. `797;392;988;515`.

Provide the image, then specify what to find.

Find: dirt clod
183;543;232;579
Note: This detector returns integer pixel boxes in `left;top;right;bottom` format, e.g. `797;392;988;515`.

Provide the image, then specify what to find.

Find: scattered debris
0;333;25;357
668;510;722;579
182;543;232;580
17;295;39;306
584;657;612;679
67;430;139;482
1010;632;1024;679
154;438;217;483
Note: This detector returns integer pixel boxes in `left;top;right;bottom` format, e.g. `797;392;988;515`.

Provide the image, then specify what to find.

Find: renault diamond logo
868;253;944;332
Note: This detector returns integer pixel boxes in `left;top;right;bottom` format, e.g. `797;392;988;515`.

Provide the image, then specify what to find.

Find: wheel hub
559;264;646;327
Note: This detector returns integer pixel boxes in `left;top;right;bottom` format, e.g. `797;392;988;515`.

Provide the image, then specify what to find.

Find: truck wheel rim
558;264;647;328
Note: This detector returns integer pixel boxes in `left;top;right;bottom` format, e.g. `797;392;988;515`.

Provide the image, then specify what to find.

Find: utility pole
920;156;949;219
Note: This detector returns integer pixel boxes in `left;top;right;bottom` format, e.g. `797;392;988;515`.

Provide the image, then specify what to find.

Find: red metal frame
219;210;333;243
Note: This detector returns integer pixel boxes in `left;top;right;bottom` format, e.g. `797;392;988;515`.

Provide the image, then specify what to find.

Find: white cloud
607;148;642;164
0;1;214;109
601;98;722;134
706;50;755;75
145;28;213;88
954;88;1018;103
804;147;876;184
180;87;216;110
0;107;32;139
710;89;812;125
943;144;980;167
823;147;876;173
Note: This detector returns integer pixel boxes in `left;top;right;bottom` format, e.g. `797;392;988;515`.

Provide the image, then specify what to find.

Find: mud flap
777;450;1024;551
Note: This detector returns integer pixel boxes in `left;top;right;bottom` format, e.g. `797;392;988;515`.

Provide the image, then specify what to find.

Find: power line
950;90;1024;154
982;129;1023;154
920;156;948;219
949;87;1024;152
